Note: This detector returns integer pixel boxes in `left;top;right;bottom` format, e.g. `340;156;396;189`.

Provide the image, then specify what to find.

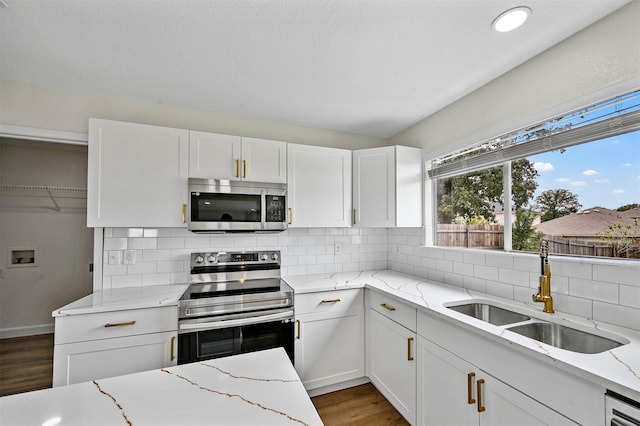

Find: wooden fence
436;224;504;249
544;235;640;259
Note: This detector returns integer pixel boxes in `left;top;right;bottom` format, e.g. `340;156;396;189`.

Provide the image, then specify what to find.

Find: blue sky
528;130;640;210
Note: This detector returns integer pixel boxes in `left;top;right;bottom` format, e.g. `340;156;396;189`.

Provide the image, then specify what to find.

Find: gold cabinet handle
353;208;357;225
321;298;341;303
181;204;186;224
235;159;240;177
380;303;396;312
243;159;247;178
170;336;176;361
467;372;476;404
407;337;414;361
477;379;486;412
296;319;301;340
104;321;136;328
288;208;293;224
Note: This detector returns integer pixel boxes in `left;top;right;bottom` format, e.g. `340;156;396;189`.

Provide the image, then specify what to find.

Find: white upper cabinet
287;143;352;228
189;131;286;183
87;119;189;228
352;145;422;228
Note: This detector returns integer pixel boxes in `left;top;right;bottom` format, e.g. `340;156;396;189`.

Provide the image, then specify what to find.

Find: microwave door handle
179;310;294;331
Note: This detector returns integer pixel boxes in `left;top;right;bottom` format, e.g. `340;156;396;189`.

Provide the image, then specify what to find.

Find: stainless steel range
177;250;294;364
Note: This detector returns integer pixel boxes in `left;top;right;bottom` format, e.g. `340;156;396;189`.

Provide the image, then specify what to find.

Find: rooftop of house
534;207;640;238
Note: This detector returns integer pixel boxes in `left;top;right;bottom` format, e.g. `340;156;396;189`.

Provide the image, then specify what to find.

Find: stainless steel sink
507;322;624;354
447;303;531;326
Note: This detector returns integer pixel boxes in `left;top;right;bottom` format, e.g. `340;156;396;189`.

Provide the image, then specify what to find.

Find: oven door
178;309;294;365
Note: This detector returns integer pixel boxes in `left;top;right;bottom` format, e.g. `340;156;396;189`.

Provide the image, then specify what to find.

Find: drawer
367;290;416;332
55;306;177;344
295;289;363;315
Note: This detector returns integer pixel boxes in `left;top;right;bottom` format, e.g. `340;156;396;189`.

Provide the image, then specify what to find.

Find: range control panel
190;251;280;267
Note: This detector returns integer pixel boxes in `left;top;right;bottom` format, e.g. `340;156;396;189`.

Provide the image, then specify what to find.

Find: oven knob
261;253;269;261
206;255;216;263
194;255;204;264
271;253;279;261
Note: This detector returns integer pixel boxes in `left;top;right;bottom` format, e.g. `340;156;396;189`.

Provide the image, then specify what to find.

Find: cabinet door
479;377;578;426
367;308;416;424
295;310;364;390
417;336;478;426
189;130;241;179
53;331;177;386
287;144;351;227
241;137;287;183
87;119;189;227
353;147;395;227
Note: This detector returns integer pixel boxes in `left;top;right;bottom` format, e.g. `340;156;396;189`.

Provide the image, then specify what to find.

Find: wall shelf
0;184;87;212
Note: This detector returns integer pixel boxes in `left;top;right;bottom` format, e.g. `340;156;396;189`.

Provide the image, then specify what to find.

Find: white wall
391;1;640;159
0;140;94;337
0;80;387;151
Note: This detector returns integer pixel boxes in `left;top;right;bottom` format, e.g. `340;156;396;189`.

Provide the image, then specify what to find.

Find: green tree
512;209;544;251
617;203;640;212
535;189;582;222
437;159;538;223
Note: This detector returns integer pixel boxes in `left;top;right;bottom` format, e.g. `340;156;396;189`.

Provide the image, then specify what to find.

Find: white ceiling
0;0;631;138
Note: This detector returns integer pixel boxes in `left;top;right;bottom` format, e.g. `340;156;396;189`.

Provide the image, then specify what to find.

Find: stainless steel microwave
187;178;287;233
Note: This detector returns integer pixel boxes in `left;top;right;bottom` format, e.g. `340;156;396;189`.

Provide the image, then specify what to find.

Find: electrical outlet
124;250;136;265
334;243;343;255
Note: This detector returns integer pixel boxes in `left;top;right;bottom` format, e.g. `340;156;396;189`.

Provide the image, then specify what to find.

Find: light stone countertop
52;284;189;317
284;269;640;401
0;348;323;426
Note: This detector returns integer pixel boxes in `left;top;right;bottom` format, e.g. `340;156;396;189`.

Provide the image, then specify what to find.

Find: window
430;90;640;259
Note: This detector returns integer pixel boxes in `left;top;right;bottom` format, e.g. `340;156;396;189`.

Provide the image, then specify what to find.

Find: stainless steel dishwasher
606;390;640;426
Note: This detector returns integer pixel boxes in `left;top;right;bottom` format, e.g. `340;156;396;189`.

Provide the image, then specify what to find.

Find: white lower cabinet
53;306;178;386
417;336;578;426
366;291;417;425
294;289;365;392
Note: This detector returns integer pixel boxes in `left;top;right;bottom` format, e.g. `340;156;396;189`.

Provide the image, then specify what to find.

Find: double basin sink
447;302;626;354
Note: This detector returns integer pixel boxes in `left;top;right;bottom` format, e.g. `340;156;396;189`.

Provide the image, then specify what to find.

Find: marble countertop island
0;348;323;426
284;270;640;401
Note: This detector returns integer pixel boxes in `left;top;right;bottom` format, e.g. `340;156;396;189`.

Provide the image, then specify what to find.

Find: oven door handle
179;310;294;331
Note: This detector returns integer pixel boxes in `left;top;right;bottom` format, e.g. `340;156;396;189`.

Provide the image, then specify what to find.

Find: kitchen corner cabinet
352;146;422;227
287;144;352;227
189;131;286;183
366;291;417;425
87;119;189;228
417;337;577;426
294;289;364;392
53;306;178;387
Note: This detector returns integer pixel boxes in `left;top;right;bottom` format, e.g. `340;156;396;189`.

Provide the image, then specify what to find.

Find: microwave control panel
266;195;286;222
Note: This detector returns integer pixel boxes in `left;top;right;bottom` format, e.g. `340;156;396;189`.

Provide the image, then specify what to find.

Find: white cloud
622;163;632;167
594;179;611;183
555;178;569;183
582;169;598;176
570;181;587;187
533;162;554;172
613;189;625;194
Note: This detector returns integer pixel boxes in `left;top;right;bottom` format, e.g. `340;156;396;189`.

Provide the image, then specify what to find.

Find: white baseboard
0;323;54;339
306;377;370;398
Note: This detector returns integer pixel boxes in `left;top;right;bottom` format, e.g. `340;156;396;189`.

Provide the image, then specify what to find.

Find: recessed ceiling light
492;6;531;33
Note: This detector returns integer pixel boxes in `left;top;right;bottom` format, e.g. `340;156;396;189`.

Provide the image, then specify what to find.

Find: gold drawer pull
380;303;396;311
104;321;136;328
296;320;301;340
288;208;293;224
467;372;476;404
235;159;240;177
321;299;341;303
407;337;414;361
181;203;186;223
477;379;486;412
170;336;176;361
353;208;357;225
243;159;247;178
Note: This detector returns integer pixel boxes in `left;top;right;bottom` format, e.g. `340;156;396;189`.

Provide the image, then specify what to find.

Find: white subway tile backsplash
569;278;619;304
100;227;640;332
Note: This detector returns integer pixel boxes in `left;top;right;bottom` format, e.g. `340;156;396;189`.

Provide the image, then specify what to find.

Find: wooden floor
312;383;410;425
0;334;408;425
0;333;54;397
